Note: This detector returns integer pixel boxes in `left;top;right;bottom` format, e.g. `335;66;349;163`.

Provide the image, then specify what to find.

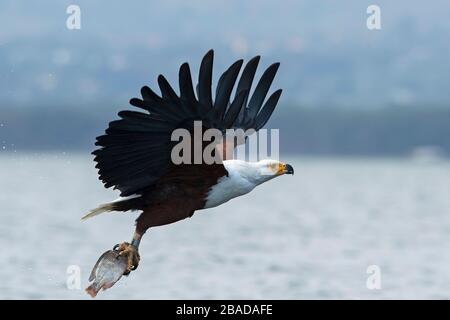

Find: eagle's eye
276;163;286;175
266;162;285;175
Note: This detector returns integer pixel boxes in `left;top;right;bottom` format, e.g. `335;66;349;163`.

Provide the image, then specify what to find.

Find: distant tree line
270;106;450;156
1;105;449;156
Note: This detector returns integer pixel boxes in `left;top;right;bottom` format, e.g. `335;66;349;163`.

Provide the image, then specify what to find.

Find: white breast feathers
203;160;264;209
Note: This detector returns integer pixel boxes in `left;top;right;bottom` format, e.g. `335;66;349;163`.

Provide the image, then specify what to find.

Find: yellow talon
114;242;140;275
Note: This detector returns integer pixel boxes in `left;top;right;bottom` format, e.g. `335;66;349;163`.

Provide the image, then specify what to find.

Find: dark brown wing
93;50;282;196
135;162;227;231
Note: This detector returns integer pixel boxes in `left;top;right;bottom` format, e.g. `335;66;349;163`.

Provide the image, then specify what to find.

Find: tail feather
82;195;143;220
82;203;116;220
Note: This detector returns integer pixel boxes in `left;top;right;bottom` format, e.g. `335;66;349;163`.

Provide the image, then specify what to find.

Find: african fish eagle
83;50;293;278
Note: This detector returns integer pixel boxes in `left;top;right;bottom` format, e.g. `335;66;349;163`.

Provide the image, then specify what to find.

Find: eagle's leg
114;231;142;275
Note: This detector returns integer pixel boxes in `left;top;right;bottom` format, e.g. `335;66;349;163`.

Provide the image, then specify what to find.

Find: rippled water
1;153;450;299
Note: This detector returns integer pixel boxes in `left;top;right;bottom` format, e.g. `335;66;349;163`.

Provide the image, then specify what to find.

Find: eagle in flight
83;50;293;296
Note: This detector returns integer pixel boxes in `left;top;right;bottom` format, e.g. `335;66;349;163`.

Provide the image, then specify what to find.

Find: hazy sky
1;1;449;108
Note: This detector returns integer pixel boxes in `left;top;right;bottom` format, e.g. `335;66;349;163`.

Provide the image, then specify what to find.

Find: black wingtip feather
179;62;196;103
141;85;162;102
254;89;283;130
214;59;244;120
198;50;214;110
158;74;179;100
247;62;280;119
223;89;249;128
129;98;147;111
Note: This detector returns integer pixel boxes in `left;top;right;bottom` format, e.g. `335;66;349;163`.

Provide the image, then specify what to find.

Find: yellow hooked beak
277;163;294;175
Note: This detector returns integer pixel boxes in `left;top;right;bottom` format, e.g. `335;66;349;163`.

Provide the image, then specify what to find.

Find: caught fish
85;249;128;298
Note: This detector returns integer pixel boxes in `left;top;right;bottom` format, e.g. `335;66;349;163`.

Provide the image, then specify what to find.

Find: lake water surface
1;153;450;299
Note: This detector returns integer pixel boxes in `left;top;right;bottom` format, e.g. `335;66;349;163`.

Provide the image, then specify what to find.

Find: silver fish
85;249;128;297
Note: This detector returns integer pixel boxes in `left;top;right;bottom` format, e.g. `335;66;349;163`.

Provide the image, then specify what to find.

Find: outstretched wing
93;50;282;197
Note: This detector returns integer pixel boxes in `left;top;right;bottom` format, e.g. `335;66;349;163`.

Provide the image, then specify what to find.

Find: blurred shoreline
1;106;450;157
